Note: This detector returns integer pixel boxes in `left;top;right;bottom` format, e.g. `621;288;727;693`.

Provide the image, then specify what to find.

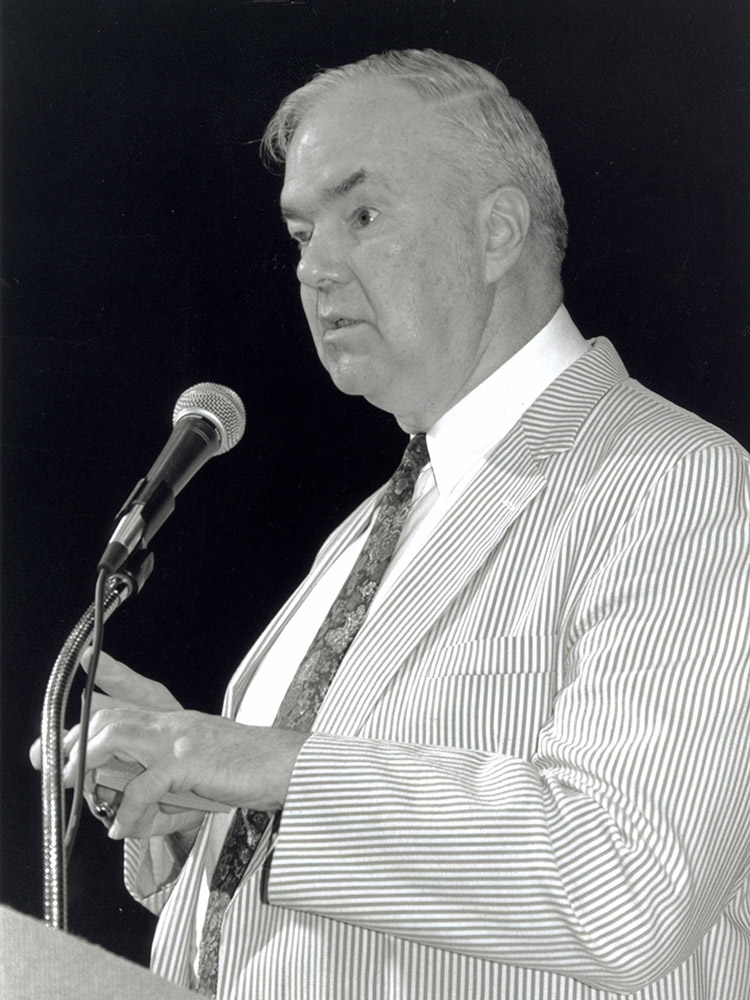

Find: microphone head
173;383;246;454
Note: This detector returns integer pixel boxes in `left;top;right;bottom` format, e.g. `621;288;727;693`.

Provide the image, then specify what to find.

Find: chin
326;355;380;399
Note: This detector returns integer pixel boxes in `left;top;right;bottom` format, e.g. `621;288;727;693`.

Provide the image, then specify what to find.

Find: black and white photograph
2;2;749;997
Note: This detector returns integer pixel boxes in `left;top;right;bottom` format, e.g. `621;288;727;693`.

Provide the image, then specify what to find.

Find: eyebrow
281;168;370;220
323;169;368;201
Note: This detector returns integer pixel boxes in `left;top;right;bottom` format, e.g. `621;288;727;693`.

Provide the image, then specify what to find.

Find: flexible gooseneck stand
40;551;154;930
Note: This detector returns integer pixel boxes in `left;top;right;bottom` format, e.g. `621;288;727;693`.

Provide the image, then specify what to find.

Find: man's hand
30;651;309;841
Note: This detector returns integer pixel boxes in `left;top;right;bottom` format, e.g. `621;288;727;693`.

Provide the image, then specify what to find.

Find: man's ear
482;185;531;283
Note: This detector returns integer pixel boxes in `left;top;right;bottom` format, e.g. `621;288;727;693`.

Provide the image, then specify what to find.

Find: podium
0;905;195;999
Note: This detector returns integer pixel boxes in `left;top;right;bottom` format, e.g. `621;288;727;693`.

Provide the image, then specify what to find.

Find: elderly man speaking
45;49;750;1000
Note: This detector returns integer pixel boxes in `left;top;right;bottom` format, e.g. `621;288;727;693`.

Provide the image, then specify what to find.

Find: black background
2;0;748;968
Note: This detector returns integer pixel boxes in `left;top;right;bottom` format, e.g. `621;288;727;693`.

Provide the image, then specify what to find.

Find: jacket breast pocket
424;633;559;678
416;634;559;757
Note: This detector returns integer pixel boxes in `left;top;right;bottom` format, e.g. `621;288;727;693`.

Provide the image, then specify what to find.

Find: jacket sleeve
264;443;750;994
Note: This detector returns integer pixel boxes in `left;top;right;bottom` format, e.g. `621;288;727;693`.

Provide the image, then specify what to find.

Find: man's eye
352;208;379;229
289;230;311;248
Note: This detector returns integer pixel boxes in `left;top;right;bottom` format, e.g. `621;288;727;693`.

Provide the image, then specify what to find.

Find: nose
296;229;351;289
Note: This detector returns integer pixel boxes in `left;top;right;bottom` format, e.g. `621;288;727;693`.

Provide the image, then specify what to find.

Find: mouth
319;314;362;333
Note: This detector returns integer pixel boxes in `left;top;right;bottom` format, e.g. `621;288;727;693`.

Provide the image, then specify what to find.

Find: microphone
98;383;246;574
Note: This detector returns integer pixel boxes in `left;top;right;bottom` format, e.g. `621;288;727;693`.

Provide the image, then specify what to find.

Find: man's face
280;78;497;432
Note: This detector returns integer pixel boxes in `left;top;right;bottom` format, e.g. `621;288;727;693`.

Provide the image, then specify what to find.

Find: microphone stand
41;550;154;930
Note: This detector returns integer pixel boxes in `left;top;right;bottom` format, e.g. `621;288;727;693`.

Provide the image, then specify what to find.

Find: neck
395;279;564;434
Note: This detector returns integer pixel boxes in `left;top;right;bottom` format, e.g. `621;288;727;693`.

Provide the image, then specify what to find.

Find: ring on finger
92;786;121;828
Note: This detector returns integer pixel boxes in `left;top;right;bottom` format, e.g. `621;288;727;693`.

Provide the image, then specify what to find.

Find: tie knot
386;433;429;505
400;432;429;479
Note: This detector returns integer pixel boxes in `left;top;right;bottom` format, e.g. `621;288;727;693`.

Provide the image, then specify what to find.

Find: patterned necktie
196;433;430;997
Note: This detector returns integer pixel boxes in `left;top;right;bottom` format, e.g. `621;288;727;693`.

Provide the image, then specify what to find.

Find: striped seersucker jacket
126;336;750;1000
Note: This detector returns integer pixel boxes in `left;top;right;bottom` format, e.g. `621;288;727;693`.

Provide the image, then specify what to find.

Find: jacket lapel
314;337;629;737
313;422;548;736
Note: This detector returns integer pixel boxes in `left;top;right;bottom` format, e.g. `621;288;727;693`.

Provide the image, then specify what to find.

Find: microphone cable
64;566;108;858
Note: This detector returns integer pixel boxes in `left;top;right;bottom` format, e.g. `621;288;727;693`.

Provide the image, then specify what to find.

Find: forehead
280;79;452;212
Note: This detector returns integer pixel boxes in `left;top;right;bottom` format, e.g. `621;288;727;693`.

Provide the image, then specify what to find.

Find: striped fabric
196;432;430;996
124;337;750;999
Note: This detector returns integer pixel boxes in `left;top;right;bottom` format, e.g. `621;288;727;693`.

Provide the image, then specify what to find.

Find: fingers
85;760;204;838
60;715;112;781
85;770;121;828
29;736;42;770
30;652;180;771
30;692;125;773
29;725;90;772
64;708;147;783
31;719;202;838
106;765;182;839
81;650;182;712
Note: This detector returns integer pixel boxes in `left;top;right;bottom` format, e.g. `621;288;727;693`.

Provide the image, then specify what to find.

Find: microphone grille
173;383;246;454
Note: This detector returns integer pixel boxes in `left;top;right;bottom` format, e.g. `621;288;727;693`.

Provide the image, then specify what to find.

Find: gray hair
261;48;568;271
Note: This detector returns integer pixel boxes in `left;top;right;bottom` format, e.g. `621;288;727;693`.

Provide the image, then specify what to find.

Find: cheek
405;228;464;299
377;238;438;321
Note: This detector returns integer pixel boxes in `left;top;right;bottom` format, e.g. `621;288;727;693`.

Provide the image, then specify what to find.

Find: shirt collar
423;305;589;498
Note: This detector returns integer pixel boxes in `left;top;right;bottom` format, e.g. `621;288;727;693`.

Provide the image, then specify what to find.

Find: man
41;50;750;998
